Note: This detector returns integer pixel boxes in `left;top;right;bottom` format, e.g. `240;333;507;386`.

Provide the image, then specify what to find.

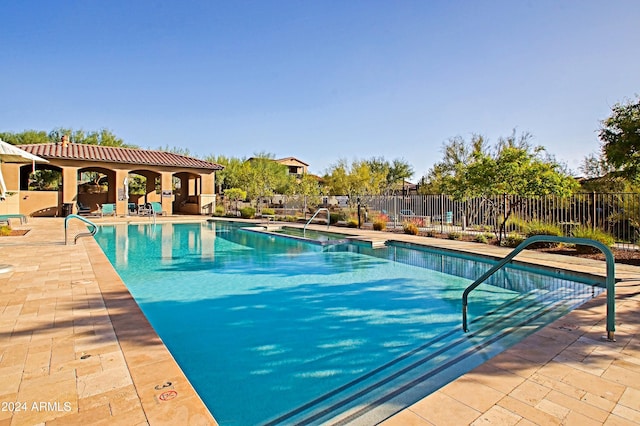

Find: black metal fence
229;193;640;250
360;193;640;250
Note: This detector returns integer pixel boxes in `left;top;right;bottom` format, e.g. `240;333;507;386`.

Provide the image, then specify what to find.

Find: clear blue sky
2;1;639;178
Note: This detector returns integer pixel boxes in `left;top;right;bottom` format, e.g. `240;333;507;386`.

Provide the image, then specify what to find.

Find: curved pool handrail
462;235;616;341
64;214;99;245
304;208;330;236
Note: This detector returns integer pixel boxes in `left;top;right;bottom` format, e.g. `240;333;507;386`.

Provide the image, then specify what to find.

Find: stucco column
200;172;216;215
115;169;129;216
62;167;79;213
161;171;173;215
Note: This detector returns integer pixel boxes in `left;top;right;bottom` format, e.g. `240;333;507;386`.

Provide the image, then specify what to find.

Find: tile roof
18;143;223;170
276;157;309;166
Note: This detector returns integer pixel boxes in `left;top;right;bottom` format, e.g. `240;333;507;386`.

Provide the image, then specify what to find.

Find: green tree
0;130;49;145
363;157;414;194
387;158;414;194
224;187;247;214
323;159;351;196
241;153;289;206
29;170;62;190
419;134;486;194
156;145;192;156
1;128;136;147
323;159;383;202
422;131;578;242
206;155;247;192
600;96;640;179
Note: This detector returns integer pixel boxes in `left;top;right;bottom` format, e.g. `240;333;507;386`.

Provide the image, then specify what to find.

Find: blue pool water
94;221;602;425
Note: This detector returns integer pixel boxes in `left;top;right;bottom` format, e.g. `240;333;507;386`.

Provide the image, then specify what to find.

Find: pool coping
1;216;639;425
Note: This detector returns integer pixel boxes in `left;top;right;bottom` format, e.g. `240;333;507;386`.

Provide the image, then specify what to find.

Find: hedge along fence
360;193;640;250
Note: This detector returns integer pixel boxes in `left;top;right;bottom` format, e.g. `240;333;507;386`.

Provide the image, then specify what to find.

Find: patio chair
76;202;92;216
100;203;116;217
138;203;152;216
149;202;165;216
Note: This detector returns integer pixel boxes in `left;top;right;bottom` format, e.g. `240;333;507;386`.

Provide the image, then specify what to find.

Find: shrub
261;208;275;216
285;215;297;222
0;226;11;236
239;207;256;218
403;222;419;235
372;219;386;231
424;230;436;238
447;232;462;240
473;234;489;244
330;212;346;224
505;215;528;233
524;220;563;248
502;233;524;248
347;218;358;228
213;205;225;216
571;226;615;253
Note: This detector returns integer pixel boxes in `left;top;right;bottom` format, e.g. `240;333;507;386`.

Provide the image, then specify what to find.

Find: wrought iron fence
361;193;640;250
236;193;640;250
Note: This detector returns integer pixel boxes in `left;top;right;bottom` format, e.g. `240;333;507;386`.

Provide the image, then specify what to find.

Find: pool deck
0;217;638;425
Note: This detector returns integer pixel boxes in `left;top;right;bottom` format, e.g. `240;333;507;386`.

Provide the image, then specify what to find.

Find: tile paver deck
1;217;639;425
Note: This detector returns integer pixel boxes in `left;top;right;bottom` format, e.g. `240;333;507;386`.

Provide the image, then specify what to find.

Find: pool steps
265;285;599;425
245;224;389;249
345;236;387;249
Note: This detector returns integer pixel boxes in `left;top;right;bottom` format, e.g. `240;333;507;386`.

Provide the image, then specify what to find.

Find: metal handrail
64;214;99;245
303;208;330;236
462;235;616;341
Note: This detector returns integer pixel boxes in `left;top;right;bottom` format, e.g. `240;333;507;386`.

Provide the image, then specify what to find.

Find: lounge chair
0;214;28;226
76;202;92;216
138;203;152;216
128;203;137;215
149;202;165;216
100;203;116;217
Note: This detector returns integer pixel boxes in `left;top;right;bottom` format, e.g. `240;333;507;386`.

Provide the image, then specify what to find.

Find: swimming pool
94;221;602;425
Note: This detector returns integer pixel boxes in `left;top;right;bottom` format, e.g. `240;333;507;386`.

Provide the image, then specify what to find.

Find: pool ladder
462;235;617;341
65;214;99;245
303;208;330;237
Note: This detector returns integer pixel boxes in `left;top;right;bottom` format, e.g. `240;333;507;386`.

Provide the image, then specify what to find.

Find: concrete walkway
0;217;215;425
0;217;638;425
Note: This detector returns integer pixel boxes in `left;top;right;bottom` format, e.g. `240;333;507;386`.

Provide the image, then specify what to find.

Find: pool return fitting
462;235;616;342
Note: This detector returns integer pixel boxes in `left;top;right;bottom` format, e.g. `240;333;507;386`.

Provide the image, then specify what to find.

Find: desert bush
502;233;524;248
571;226;615;253
330;212;346;224
239;207;256;218
372;219;386;231
0;226;11;236
403;222;419;235
473;234;489;244
424;230;436;238
447;232;462;240
524;220;563;248
505;215;528;233
261;208;275;216
213;205;225;216
347;218;359;228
